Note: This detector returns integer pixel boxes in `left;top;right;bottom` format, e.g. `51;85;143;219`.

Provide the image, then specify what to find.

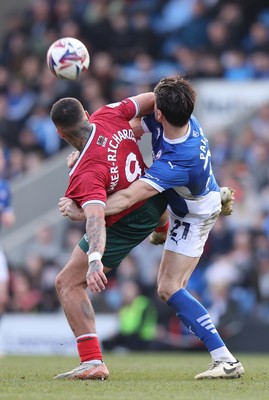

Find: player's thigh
60;244;112;284
164;209;219;257
103;196;165;268
79;232;122;270
58;244;89;287
158;249;199;293
79;193;167;269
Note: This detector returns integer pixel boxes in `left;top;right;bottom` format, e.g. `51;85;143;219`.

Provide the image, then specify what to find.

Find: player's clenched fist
86;259;107;293
58;196;85;220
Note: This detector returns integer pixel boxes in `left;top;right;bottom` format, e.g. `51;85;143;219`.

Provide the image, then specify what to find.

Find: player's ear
155;108;162;122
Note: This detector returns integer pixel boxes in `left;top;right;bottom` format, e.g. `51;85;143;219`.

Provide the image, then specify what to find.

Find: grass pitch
1;352;269;400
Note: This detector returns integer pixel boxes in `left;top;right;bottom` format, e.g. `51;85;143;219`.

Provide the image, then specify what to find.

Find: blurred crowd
1;0;269;350
1;0;269;177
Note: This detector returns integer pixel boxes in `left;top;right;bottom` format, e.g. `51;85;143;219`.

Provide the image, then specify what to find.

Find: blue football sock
167;288;225;352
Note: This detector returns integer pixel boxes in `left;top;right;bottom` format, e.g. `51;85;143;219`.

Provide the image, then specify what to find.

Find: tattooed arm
83;204;108;293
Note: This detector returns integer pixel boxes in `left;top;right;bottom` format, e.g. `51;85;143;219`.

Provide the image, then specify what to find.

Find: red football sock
77;334;103;363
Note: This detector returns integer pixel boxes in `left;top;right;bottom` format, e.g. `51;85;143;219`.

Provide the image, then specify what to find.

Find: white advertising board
0;313;118;355
194;80;269;135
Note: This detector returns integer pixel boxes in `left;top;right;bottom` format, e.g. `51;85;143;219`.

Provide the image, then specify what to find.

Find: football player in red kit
50;94;167;380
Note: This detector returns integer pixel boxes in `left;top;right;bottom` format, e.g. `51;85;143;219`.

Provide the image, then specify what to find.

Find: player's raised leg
158;250;244;379
53;245;109;380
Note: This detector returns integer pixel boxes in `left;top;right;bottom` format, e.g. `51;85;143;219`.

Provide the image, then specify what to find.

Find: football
47;37;90;80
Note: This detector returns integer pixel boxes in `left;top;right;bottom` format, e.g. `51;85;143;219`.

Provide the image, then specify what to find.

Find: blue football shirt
140;113;220;217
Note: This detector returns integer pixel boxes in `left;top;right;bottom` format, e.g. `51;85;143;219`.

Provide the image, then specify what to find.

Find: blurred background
1;0;269;355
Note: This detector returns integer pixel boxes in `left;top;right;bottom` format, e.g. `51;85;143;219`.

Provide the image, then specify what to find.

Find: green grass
0;353;269;400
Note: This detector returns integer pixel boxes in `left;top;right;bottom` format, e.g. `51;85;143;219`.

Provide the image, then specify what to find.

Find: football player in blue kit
105;76;244;380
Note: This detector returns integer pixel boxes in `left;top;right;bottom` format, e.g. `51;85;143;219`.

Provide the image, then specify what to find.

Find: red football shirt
65;98;147;226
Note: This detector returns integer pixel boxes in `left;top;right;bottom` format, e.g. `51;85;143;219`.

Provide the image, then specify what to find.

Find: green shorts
79;193;167;269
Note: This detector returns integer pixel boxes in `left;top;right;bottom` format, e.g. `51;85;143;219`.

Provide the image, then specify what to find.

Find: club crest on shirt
97;135;108;147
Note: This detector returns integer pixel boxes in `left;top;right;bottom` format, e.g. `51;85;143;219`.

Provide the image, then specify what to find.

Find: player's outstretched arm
106;180;158;215
132;92;155;116
84;204;107;293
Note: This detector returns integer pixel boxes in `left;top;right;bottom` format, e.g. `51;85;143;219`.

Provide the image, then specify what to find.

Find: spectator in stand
198;52;224;78
250;103;269;141
130;238;163;296
152;0;197;35
251;234;269;319
7;148;25;180
0;95;13;149
57;223;85;267
204;256;247;340
162;0;210;54
52;0;74;30
249;51;269;78
6;78;37;143
217;2;247;45
24;223;61;264
109;13;135;64
80;77;107;112
90;52;115;102
242;21;269;54
0;146;15;332
25;0;51;44
222;49;254;80
25;104;61;156
102;280;158;351
8;269;43;313
201;216;234;264
205;19;233;56
20;55;42;92
129;11;161;59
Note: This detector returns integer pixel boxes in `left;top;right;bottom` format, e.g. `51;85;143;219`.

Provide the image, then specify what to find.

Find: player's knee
55;272;62;296
55;271;69;299
157;282;171;302
157;279;186;302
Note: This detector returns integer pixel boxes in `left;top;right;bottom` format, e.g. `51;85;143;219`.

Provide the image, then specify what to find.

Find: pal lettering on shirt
200;138;211;171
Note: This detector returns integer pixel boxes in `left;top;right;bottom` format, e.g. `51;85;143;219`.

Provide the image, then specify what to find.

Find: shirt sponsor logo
97;135;108;147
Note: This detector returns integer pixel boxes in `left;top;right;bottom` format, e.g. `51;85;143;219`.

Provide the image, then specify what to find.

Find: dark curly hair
154;76;196;127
